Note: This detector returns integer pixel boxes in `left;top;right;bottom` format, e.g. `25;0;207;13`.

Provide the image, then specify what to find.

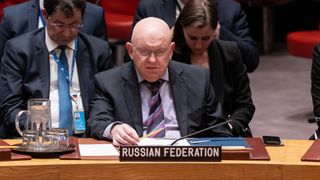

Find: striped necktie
143;80;165;137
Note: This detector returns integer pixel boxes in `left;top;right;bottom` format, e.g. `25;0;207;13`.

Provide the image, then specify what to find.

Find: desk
0;139;320;180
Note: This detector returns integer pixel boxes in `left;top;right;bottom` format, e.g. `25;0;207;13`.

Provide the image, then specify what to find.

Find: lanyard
38;4;46;27
51;38;78;88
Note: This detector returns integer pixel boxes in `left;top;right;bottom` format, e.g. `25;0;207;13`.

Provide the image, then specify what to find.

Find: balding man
87;17;232;146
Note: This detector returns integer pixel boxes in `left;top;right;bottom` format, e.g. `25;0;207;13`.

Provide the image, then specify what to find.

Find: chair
0;2;12;20
4;0;27;4
99;0;140;65
287;31;320;58
237;0;290;53
0;0;24;20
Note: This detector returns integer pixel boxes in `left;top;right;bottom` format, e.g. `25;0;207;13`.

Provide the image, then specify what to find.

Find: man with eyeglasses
0;0;113;138
87;17;231;146
0;0;106;59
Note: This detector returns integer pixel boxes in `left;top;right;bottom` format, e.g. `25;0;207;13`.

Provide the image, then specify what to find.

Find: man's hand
111;124;140;146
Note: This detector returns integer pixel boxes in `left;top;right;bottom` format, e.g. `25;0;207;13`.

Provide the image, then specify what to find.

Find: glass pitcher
15;98;51;146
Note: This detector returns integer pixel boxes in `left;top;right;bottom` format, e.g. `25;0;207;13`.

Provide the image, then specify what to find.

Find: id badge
74;111;86;133
71;90;86;134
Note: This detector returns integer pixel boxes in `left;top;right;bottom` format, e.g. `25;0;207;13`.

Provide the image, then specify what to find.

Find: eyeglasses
50;22;84;32
134;48;170;59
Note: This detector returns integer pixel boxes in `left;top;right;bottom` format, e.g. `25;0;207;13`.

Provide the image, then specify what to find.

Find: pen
0;146;18;149
140;128;165;139
189;140;211;144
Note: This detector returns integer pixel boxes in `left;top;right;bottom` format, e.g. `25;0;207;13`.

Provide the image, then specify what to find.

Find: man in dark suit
310;45;320;139
132;0;259;73
0;0;113;138
0;0;107;59
88;17;231;146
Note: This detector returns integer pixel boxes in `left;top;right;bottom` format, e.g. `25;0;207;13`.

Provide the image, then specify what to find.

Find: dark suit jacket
173;39;255;137
87;61;232;139
0;0;107;59
0;28;113;138
310;45;320;139
133;0;259;72
312;45;320;117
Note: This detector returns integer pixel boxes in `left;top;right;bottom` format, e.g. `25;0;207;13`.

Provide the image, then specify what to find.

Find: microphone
170;119;232;145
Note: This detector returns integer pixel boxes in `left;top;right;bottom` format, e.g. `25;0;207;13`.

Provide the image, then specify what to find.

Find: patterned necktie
57;45;73;135
143;80;165;137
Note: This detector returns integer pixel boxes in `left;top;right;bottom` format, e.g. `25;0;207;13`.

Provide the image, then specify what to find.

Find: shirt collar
45;27;76;52
39;0;44;10
136;68;169;83
177;0;185;9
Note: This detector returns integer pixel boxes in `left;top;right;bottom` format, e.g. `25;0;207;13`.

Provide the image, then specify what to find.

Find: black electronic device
262;136;283;146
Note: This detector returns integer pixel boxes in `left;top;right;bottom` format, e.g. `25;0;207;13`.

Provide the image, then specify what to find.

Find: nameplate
119;146;221;162
0;148;11;161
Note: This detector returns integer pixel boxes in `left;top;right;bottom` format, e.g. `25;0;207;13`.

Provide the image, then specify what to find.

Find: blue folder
187;137;250;147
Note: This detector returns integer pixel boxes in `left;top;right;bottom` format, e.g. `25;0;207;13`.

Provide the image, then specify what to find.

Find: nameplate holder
119;146;221;162
0;148;11;161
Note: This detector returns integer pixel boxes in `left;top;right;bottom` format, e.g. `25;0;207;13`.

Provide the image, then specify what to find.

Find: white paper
79;144;119;156
138;138;190;146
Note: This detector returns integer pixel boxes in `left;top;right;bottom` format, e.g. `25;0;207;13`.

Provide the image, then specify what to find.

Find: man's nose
147;52;157;63
62;28;72;37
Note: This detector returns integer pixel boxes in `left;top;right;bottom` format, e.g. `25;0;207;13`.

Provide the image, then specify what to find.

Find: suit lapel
35;29;50;98
169;62;188;136
28;0;40;32
208;41;224;103
76;37;90;117
121;63;143;136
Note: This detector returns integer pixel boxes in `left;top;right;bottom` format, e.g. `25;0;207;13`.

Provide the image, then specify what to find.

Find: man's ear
42;9;48;19
125;42;134;59
168;42;175;59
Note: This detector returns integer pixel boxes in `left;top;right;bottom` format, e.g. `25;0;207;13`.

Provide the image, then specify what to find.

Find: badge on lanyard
71;89;86;134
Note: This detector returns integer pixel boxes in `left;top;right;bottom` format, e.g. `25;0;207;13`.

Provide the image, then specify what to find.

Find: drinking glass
52;128;69;148
21;130;37;147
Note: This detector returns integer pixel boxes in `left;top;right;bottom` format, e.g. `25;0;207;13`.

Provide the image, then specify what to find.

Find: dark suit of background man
0;0;107;59
88;17;231;146
310;45;320;139
0;0;113;138
133;0;259;73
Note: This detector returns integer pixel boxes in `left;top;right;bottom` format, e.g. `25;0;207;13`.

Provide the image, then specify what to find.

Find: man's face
127;38;175;82
44;9;82;45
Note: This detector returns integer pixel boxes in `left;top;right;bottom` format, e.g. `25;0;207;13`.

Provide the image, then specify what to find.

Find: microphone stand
170;119;232;146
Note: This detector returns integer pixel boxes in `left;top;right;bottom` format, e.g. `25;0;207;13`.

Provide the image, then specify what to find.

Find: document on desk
187;137;251;150
138;138;190;146
137;138;250;149
79;144;119;157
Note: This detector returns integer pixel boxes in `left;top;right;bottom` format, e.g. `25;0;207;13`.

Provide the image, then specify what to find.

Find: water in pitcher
29;105;50;131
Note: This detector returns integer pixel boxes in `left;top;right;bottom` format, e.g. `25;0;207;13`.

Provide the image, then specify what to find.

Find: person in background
88;17;232;146
310;45;320;139
0;0;113;138
172;0;255;137
132;0;259;73
0;0;107;60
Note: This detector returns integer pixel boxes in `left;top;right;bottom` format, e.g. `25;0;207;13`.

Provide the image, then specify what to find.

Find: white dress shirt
45;28;82;128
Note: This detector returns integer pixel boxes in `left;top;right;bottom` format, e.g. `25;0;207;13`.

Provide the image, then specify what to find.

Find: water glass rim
28;98;50;102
